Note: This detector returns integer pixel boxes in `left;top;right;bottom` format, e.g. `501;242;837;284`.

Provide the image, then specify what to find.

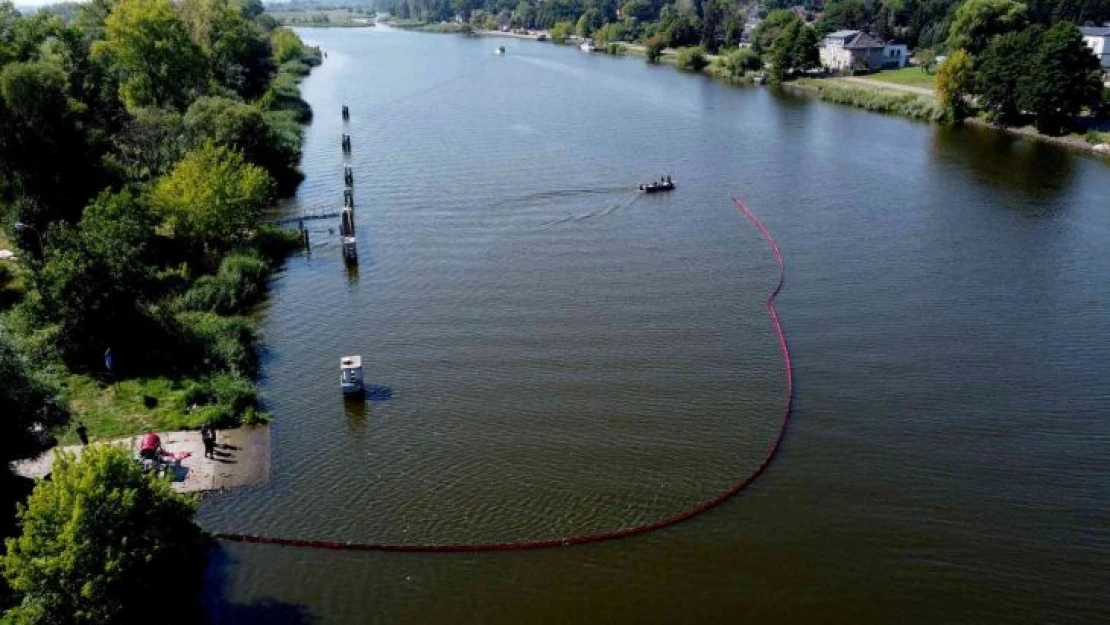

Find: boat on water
536;33;548;41
639;177;676;193
580;40;596;52
495;45;506;54
341;355;365;396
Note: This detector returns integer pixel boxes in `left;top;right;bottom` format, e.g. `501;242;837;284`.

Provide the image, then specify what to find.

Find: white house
819;30;908;71
1080;26;1110;70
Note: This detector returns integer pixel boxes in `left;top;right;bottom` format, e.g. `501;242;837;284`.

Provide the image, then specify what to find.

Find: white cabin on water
341;355;364;395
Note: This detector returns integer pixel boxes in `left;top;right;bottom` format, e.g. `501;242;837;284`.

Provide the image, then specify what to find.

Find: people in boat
139;431;163;461
666;175;672;184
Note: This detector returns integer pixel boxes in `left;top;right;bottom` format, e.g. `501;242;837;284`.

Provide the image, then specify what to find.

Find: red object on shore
139;432;161;452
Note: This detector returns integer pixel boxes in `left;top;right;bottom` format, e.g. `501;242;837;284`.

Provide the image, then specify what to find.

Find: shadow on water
365;384;392;402
203;545;317;625
931;124;1077;203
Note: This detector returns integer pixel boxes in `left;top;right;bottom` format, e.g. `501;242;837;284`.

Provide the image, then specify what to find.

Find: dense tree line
935;0;1103;133
2;0;321;619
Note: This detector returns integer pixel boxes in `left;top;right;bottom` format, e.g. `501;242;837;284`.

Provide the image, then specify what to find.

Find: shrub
797;80;944;122
723;48;763;76
181;252;268;315
645;35;666;63
550;21;573;43
675;46;708;72
176;311;258;377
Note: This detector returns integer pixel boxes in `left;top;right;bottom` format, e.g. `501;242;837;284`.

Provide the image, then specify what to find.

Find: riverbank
12;426;270;495
786;76;1110;158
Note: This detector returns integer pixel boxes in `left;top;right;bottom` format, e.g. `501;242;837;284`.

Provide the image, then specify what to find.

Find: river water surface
199;26;1110;623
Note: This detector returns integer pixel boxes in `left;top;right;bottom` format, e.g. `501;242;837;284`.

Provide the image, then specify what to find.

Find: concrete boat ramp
11;426;270;494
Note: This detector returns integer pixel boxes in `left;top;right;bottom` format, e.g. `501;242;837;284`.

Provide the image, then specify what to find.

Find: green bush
176;311;258;377
675;46;708;72
723;48;763;75
181;252;268;315
182;374;260;428
645;35;666;63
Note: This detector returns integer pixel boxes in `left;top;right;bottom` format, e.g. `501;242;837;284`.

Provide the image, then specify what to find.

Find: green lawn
266;9;375;27
865;66;936;88
59;374;265;445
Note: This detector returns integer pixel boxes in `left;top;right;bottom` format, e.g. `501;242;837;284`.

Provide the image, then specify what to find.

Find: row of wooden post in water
293;103;357;264
339;104;357;265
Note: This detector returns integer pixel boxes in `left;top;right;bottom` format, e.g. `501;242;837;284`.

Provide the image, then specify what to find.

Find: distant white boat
580;41;596;52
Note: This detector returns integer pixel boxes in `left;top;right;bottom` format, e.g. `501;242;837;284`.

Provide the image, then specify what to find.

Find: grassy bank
862;67;936;88
791;78;944;122
266;9;375;27
58;374;266;445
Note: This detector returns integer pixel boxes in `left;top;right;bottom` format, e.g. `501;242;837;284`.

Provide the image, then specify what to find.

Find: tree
24;190;160;370
1018;21;1103;134
700;0;727;52
576;8;601;37
936;48;975;120
0;60;103;232
93;0;208;110
621;0;655;21
270;26;305;63
722;47;763;76
975;29;1036;124
2;446;205;625
550;20;574;42
150;141;274;255
645;34;666;62
752;9;800;55
178;0;275;99
946;0;1027;56
821;0;871;32
769;18;818;80
674;45;708;71
0;329;67;472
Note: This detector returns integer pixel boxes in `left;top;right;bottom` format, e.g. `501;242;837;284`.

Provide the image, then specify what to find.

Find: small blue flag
104;347;114;372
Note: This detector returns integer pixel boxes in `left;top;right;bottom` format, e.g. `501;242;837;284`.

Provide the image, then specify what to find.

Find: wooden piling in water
342;104;350;120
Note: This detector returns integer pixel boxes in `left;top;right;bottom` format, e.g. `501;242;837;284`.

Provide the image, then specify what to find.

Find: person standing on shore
76;422;88;446
201;423;216;459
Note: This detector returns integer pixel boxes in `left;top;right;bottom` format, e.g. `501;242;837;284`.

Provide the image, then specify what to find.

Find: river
198;26;1110;623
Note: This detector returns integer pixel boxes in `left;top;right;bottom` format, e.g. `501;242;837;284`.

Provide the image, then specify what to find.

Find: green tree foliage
1018;21;1103;134
946;0;1028;56
183;96;298;181
722;47;764;77
645;33;666;62
94;0;208;110
577;8;602;37
151;141;273;256
178;0;275;99
0;329;68;471
107;107;188;182
936;47;975;120
821;0;871;32
21;190;160;370
621;0;656;21
592;21;627;45
0;59;104;231
769;18;819;81
270;26;306;64
550;20;574;42
2;446;205;625
975;29;1035;123
674;45;708;71
657;5;701;47
752;9;800;55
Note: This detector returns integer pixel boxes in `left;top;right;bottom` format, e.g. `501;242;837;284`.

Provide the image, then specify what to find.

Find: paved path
833;76;936;98
11;426;271;494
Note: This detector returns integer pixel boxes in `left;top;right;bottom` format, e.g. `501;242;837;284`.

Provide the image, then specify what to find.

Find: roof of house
822;30;889;49
844;31;887;49
1079;26;1110;37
